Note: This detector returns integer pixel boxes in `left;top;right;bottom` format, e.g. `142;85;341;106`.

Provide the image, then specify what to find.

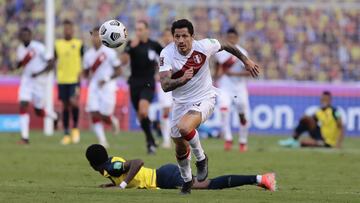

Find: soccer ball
99;20;128;48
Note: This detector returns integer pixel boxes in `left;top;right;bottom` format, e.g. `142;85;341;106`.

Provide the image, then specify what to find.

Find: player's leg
18;101;30;144
161;106;171;148
17;78;31;144
91;111;108;148
218;91;233;151
58;84;72;144
192;173;276;191
279;116;317;148
69;83;80;143
137;86;157;154
32;81;58;120
234;88;250;152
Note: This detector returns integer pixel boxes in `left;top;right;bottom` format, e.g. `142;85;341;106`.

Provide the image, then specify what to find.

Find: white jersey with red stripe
83;45;121;87
159;38;221;104
215;45;248;85
16;40;48;77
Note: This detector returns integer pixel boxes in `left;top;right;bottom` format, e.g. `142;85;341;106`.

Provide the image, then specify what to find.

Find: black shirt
124;39;162;85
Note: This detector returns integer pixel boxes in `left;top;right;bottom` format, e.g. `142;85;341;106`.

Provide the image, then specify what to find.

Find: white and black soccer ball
99;20;128;48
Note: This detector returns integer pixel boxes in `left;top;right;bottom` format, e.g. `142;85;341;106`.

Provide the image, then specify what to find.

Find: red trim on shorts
220;107;228;112
184;129;196;141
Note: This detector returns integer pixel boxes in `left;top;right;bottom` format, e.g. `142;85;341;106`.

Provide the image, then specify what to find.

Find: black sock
72;107;79;128
140;117;156;147
208;175;257;189
63;109;70;135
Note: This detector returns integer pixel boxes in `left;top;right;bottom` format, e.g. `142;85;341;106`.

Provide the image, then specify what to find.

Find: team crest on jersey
193;54;203;64
159;57;164;66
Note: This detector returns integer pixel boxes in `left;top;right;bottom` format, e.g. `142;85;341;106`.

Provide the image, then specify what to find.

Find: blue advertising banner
0;115;20;132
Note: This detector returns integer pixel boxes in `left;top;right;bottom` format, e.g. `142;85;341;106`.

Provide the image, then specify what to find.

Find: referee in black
122;20;163;154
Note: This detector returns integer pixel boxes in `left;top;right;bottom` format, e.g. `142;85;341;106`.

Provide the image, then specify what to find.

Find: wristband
119;181;127;189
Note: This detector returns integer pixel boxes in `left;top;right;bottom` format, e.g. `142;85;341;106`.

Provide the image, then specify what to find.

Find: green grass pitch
0;131;359;203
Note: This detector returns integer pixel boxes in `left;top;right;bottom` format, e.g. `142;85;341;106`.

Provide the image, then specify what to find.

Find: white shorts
18;75;46;109
86;82;117;116
156;82;172;108
170;97;216;138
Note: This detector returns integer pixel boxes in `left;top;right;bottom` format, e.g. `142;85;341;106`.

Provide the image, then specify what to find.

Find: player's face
173;28;193;55
227;33;239;45
91;31;101;47
64;24;74;39
19;30;31;45
320;95;331;108
162;30;173;46
135;23;149;40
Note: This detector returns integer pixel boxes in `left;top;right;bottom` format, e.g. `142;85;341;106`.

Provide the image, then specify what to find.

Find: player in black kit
121;20;163;154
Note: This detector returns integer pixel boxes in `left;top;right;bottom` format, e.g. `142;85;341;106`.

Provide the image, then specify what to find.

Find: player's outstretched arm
220;41;260;78
159;68;193;92
120;159;144;189
31;59;55;78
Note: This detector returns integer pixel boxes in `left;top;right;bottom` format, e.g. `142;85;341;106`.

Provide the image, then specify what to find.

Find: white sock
221;109;233;142
238;123;249;144
188;130;206;162
20;114;30;140
92;122;107;144
47;111;58;120
177;152;192;182
161;117;171;145
256;175;262;184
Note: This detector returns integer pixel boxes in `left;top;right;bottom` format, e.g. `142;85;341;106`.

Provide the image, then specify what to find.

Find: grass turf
0;131;359;203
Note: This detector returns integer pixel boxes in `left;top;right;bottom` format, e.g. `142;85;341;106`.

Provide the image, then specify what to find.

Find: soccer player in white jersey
83;27;122;148
16;27;58;145
159;19;260;194
215;28;251;152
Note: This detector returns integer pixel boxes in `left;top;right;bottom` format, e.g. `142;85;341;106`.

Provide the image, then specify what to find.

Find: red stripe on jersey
91;52;107;73
20;50;36;67
171;51;207;79
222;56;236;71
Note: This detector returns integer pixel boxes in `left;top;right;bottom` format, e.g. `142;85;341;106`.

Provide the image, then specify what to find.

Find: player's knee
19;103;29;114
177;122;192;137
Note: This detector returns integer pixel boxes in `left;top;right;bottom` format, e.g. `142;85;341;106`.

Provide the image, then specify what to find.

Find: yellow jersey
102;156;157;189
315;107;341;147
55;38;83;84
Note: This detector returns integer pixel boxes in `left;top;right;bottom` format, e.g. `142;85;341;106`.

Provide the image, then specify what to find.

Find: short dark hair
19;26;32;34
137;20;149;29
226;27;238;36
63;19;73;26
323;91;332;97
171;19;194;36
86;144;108;166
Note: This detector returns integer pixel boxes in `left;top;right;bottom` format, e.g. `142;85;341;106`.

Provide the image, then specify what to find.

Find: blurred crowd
0;0;359;81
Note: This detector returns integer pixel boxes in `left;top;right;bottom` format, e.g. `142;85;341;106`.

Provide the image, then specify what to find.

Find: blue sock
208;175;257;189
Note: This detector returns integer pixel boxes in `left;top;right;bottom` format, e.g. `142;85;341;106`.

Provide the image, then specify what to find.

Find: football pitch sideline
0;131;359;203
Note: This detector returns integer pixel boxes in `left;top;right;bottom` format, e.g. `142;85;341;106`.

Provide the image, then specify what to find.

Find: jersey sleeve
106;161;125;177
332;107;341;120
158;49;172;72
109;50;121;67
16;46;22;62
154;41;163;55
201;38;221;57
214;51;228;64
123;41;132;54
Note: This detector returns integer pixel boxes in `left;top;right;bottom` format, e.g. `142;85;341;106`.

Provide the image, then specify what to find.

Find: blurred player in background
55;20;84;145
279;91;344;148
156;28;173;148
159;19;259;194
214;28;251;152
121;20;163;154
83;27;122;148
85;144;276;191
16;27;58;144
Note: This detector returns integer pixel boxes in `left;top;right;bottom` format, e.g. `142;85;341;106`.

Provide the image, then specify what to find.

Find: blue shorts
58;83;79;102
156;164;184;189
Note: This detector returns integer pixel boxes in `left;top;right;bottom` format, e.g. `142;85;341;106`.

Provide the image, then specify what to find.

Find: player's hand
181;67;194;83
244;59;260;78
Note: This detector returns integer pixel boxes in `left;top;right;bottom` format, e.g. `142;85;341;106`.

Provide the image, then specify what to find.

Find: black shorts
156;164;184;189
129;83;155;111
58;83;80;102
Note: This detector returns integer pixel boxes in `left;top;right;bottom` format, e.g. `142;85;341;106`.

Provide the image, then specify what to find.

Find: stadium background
0;0;359;136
